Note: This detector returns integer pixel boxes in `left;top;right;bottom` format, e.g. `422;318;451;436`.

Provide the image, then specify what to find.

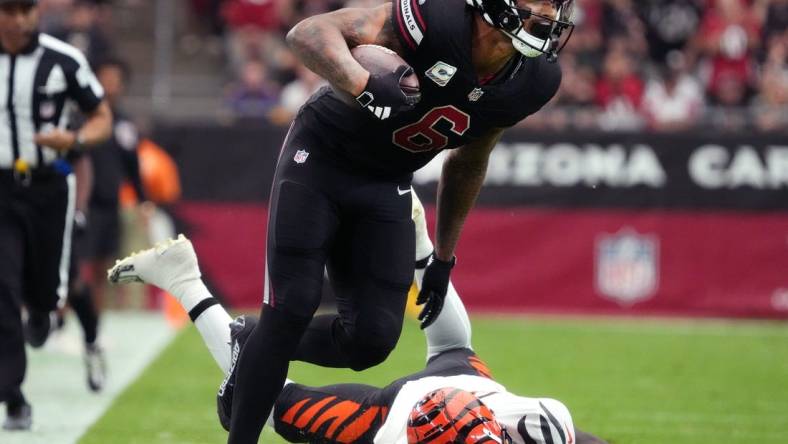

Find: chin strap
467;0;571;61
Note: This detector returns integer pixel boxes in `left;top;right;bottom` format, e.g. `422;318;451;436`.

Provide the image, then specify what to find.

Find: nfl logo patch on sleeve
293;149;309;164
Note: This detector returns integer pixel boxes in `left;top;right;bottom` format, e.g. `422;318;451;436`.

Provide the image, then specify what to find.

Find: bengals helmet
407;387;512;444
466;0;575;61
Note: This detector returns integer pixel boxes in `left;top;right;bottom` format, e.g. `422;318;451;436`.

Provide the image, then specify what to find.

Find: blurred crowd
37;0;115;61
35;0;787;132
189;0;787;132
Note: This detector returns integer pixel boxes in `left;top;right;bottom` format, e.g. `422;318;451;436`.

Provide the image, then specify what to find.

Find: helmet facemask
467;0;575;61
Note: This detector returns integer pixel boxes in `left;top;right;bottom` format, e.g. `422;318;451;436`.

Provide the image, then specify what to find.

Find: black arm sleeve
121;147;146;202
114;120;146;202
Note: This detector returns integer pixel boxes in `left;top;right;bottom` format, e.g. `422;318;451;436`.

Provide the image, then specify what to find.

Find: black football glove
355;65;420;120
416;253;456;329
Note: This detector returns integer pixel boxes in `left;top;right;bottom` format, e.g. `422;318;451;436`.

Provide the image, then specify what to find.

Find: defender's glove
416;253;456;329
355;65;420;120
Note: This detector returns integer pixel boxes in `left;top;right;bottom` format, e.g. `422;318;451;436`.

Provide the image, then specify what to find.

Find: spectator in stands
760;0;787;53
641;50;705;131
221;0;284;75
637;0;704;63
38;0;73;32
697;0;761;106
595;46;645;130
751;38;788;131
707;71;751;130
189;0;224;36
562;0;604;69
268;63;327;125
50;0;111;62
559;52;599;107
224;59;279;118
600;0;648;56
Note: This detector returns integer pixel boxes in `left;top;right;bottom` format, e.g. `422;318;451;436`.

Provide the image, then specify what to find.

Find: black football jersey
300;0;561;178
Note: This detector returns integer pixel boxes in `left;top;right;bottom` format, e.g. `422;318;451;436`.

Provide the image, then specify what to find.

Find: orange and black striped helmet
407;387;512;444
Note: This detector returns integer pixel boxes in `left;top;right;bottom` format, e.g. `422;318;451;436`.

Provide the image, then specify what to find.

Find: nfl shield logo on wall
293;149;309;164
595;228;659;306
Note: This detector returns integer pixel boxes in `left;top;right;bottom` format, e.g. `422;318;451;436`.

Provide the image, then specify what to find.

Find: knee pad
345;309;403;371
346;342;395;371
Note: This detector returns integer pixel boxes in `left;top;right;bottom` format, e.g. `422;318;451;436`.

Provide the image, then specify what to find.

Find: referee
0;0;111;431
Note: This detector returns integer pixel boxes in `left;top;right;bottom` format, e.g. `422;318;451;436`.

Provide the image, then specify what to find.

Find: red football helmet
407;387;512;444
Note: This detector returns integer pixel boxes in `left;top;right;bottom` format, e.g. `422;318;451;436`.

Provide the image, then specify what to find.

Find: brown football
333;44;420;104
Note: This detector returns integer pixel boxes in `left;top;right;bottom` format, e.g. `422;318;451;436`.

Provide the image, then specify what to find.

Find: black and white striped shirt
0;32;104;169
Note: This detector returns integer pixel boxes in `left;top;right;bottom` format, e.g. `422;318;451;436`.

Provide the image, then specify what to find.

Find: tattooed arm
434;128;505;261
285;3;402;97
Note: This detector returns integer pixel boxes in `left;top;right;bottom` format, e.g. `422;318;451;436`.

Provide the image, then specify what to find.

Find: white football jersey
373;374;575;444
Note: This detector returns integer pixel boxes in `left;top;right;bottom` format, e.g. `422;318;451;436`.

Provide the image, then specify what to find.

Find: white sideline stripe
0;311;176;444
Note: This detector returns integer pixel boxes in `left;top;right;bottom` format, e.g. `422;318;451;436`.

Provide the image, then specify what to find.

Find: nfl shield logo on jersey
39;101;55;119
467;88;484;102
595;228;659;306
293;149;309;164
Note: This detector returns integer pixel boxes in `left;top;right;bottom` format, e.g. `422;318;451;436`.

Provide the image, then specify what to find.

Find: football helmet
407;387;512;444
466;0;575;61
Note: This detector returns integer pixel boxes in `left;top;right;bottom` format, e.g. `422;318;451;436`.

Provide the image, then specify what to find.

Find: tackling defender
109;194;607;444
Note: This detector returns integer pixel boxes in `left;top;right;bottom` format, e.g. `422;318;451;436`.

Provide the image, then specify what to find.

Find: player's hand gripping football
356;65;420;120
416;253;456;329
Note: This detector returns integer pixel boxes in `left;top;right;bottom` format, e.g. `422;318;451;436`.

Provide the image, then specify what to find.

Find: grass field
80;315;788;444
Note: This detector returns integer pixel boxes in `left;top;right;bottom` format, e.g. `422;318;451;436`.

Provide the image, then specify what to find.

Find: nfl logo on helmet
293;149;309;164
594;228;659;306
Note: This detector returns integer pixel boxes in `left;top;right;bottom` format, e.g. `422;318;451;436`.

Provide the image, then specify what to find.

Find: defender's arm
434;128;504;261
286;3;402;97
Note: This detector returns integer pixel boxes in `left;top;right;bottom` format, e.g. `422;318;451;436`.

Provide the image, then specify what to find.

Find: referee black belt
0;166;60;181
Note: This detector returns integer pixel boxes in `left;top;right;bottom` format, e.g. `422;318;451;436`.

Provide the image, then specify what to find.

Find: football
333;44;420;105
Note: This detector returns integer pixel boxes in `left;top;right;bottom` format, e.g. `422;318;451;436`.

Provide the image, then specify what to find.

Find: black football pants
228;118;415;443
0;172;74;404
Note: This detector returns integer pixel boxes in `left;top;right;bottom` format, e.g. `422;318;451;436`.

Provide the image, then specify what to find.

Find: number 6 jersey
299;0;562;178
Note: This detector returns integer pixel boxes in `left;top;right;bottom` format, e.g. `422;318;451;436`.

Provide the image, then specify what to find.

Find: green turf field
80;315;788;444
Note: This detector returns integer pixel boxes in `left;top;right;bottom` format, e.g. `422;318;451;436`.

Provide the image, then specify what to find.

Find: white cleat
107;234;201;294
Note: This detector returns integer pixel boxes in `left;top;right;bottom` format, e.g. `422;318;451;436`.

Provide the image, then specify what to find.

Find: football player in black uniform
212;1;574;442
108;195;607;444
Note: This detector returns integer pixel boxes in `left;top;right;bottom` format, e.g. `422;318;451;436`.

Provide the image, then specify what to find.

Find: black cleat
217;315;258;431
3;401;32;431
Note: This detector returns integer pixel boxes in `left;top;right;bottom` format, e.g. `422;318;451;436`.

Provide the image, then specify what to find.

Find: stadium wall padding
155;123;788;317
